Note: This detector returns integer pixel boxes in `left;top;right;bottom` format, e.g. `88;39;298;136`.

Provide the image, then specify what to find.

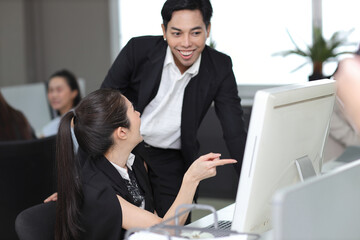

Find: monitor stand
295;156;317;182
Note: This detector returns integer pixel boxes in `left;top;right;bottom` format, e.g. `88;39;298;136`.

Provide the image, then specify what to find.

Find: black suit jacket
102;36;247;174
80;155;153;239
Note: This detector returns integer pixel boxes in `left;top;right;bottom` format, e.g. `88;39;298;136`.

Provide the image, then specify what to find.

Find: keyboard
205;220;232;230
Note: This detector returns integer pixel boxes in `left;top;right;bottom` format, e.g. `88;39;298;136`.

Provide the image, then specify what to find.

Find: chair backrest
0;136;57;240
15;202;56;240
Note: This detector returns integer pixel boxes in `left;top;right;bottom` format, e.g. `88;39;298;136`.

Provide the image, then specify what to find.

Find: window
322;0;360;76
118;0;359;84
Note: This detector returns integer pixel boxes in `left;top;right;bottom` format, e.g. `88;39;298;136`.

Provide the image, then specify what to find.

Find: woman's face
47;76;78;115
124;97;143;144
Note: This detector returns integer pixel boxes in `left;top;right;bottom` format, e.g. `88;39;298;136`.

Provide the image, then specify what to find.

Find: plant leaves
273;27;357;73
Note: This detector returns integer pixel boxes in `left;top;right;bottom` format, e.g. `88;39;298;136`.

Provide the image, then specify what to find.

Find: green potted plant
274;28;355;81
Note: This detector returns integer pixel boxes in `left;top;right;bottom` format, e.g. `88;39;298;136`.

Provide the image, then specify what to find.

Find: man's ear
114;127;128;140
206;23;211;38
161;24;167;40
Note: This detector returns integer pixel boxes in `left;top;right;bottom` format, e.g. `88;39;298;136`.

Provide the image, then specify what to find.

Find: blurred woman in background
41;69;81;137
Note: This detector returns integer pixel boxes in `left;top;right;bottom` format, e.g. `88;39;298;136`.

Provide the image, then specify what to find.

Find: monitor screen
231;79;336;234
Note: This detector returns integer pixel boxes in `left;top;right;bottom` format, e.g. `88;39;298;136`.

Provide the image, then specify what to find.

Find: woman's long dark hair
55;89;130;240
0;91;34;141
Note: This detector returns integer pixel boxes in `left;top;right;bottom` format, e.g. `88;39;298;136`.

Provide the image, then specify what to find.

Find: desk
188;203;235;228
188;203;272;239
189;158;352;229
188;158;360;240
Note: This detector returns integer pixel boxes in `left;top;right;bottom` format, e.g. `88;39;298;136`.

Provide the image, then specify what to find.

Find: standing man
101;0;247;218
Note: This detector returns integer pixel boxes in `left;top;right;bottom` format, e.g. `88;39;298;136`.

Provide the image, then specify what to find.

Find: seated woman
0;91;36;141
55;88;236;239
41;69;81;137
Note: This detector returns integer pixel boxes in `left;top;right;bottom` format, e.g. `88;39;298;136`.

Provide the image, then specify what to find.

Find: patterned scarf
93;155;145;207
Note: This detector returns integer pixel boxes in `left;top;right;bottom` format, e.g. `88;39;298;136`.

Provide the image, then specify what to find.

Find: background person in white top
101;0;247;219
42;69;81;137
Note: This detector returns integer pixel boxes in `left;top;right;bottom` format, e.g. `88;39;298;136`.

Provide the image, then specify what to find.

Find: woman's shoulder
80;160;123;239
81;159;115;192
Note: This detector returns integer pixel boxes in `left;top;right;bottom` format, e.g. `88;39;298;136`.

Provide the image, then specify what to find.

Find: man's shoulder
124;35;166;57
205;45;231;61
202;46;233;73
128;35;164;46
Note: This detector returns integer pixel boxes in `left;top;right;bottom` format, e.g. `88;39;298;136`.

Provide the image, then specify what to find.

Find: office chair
15;202;56;240
0;136;57;240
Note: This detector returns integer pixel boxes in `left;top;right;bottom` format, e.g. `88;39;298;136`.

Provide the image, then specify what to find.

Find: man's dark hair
161;0;213;30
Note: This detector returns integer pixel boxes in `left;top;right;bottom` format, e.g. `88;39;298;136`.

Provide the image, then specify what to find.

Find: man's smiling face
162;9;210;74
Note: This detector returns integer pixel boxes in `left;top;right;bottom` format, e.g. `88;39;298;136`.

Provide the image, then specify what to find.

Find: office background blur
1;0;359;221
1;0;359;92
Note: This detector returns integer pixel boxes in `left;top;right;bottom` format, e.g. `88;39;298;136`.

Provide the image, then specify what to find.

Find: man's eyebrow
170;26;203;31
170;27;182;31
191;26;203;31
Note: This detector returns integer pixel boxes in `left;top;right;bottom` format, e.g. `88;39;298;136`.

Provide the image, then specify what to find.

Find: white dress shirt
140;46;201;149
42;116;61;137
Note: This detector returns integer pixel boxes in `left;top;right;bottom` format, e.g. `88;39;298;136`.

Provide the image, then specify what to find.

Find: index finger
210;158;237;167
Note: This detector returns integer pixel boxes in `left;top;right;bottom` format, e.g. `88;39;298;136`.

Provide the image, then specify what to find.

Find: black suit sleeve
214;56;247;175
101;38;135;91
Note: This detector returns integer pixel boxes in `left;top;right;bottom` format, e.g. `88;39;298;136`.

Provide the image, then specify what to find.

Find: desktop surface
188;157;355;240
188;203;235;228
188;203;272;240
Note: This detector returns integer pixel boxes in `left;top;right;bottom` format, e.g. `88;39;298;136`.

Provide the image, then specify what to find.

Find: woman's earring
164;38;167;41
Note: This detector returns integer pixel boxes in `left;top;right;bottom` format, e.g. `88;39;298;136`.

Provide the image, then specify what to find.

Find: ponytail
55;111;83;240
54;89;131;239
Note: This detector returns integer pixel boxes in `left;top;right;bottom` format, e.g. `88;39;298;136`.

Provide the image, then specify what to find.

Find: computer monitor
1;82;51;137
272;159;360;240
231;79;336;234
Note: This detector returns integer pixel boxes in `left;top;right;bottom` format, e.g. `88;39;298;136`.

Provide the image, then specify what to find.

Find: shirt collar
126;153;135;170
109;153;135;180
164;46;201;76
